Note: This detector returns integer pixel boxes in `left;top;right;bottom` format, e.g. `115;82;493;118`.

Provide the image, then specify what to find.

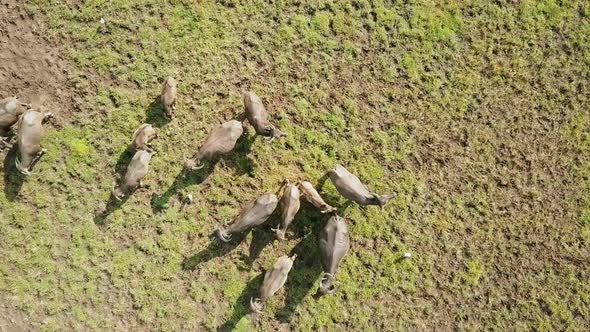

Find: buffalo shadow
150;133;256;212
182;231;247;271
3;145;24;201
247;215;278;266
182;211;277;272
145;98;170;128
247;198;326;268
275;210;326;323
93;147;135;225
316;172;330;191
151;161;216;212
94;191;132;226
217;272;264;332
222;131;256;176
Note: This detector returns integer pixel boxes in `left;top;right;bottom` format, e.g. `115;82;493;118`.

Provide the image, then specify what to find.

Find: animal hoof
272;228;287;241
216;226;231;242
249;298;263;314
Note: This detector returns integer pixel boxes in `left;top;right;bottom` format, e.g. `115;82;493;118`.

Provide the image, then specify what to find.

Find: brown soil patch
0;2;72;114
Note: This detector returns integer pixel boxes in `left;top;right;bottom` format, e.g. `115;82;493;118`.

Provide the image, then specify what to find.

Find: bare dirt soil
0;1;72;115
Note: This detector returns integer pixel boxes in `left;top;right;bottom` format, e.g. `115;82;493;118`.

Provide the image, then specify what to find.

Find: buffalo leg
28;149;47;171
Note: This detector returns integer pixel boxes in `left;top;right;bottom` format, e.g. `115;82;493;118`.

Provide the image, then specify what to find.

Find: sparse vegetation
1;0;589;330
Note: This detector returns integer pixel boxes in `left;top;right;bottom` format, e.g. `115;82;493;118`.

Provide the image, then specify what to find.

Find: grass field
1;0;589;330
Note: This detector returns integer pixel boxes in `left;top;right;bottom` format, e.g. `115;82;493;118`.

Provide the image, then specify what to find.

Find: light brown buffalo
131;123;156;152
298;180;336;213
328;164;395;210
183;120;243;175
15;109;52;175
160;76;177;118
250;254;296;313
242;91;286;141
0;96;28;136
113;150;155;200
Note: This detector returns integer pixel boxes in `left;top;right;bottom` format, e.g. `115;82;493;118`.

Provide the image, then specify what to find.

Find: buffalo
160;76;177;118
328;164;395;210
216;193;278;242
242;91;286;141
273;180;301;240
298;180;336;213
15;109;53;175
113;150;156;200
131;123;156;152
318;214;350;296
250;254;296;313
183;120;243;175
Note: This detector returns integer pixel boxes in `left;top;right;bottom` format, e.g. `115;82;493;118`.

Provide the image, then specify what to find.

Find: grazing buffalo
318;214;350;296
273;180;301;240
113;150;155;200
328;164;395;210
183;120;243;175
15;110;52;175
160;76;177;118
298;180;336;213
242;91;286;141
216;193;278;242
131;123;156;152
250;254;296;313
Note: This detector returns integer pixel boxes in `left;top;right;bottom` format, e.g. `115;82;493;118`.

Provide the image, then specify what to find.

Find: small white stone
99;17;105;25
403;252;412;258
186;193;193;203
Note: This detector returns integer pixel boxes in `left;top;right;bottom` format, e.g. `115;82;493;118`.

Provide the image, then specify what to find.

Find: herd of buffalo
0;77;396;314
